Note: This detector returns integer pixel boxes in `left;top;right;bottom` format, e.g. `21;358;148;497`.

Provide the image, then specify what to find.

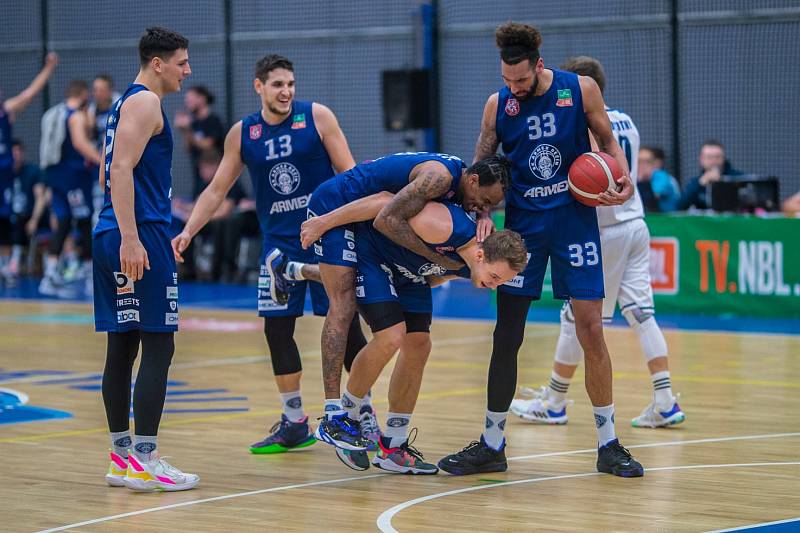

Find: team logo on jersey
269;162;301;195
291;113;306;129
528;144;562;180
249;124;262;140
505;98;520;116
556;89;573;107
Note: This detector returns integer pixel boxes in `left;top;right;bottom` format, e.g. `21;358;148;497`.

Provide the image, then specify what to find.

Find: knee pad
622;306;667;361
264;316;302;375
554;302;583;366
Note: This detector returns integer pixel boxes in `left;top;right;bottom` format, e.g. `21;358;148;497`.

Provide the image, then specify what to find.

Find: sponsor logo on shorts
313;244;323;256
258;289;270;298
165;313;179;325
355;286;365;297
116;297;139;307
258;276;270;289
504;275;524;288
116;309;140;324
166;286;178;299
347;240;355;250
173;272;178;284
169;300;177;311
258;299;288;311
344;230;354;241
114;272;134;295
342;250;357;262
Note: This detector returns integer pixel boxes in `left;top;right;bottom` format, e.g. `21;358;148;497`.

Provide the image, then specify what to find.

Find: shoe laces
457;440;483;457
607;441;634;460
360;409;379;435
268;417;291;437
156;456;183;477
518;385;548;399
318;415;360;436
398;428;425;461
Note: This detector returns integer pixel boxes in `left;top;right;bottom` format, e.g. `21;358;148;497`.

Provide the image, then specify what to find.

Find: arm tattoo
377;170;463;268
474;128;499;161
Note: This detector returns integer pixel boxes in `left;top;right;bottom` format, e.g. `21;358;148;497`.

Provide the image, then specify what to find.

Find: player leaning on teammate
438;22;644;478
94;27;198;491
172;54;371;455
511;56;685;429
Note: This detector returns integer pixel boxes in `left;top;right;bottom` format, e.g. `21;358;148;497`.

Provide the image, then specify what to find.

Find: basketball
568;152;623;206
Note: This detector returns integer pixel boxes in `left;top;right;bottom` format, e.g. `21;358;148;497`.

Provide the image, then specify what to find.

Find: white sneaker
510;386;571;424
105;451;128;487
631;395;685;428
38;275;61;296
124;453;200;492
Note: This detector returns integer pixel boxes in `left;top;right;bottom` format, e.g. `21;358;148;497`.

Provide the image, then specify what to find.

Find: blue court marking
2;277;798;335
164;397;248;403
164;388;229;396
0;389;73;425
161;408;249;414
709;517;800;532
0;370;73;383
69;380;189;391
37;374;103;385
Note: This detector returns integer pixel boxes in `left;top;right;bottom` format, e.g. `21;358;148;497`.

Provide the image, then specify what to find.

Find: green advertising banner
492;211;800;318
646;214;800;318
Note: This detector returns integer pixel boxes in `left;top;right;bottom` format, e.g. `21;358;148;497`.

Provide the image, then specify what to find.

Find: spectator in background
677;140;743;210
637;146;680;213
3;139;49;283
171;150;244;280
0;52;58;282
174;85;225;197
782;192;800;217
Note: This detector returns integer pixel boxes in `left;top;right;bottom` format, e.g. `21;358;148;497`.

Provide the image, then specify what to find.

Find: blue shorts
257;234;328;317
499;201;604;300
307;180;357;268
93;223;179;332
354;230;432;314
51;183;94;221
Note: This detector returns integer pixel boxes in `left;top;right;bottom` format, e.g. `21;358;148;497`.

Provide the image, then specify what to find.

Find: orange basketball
568;152;622;207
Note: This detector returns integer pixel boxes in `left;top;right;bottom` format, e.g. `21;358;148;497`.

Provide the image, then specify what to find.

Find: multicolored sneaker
510;387;571;425
124;454;200;492
105;451;128;487
631;396;686;428
372;431;438;475
597;439;644;477
359;405;381;452
264;247;290;305
250;414;316;454
438;436;508;476
314;413;370;451
334;448;370;471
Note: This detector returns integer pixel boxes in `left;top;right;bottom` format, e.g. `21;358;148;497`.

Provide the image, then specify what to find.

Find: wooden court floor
1;300;799;532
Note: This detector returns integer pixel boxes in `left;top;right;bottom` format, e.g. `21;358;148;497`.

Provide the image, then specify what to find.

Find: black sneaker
334;448;371;471
438;436;508;475
264;247;290;305
597;439;644;477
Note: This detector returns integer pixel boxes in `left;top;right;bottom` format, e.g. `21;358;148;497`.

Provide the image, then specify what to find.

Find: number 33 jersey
240;101;334;248
495;69;590;213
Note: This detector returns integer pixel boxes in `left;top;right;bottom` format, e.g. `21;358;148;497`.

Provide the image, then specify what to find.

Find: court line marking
35;473;387;533
376;461;800;533
31;432;800;532
707;516;800;532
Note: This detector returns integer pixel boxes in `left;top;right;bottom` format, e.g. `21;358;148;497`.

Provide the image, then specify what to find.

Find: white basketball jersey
596;107;644;227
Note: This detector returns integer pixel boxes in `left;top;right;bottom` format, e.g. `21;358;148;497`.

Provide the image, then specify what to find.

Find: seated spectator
782;192;800;217
677;140;744;210
637;145;680;213
172;150;245;281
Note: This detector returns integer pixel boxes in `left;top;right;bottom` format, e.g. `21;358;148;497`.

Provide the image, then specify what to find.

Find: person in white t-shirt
511;56;685;429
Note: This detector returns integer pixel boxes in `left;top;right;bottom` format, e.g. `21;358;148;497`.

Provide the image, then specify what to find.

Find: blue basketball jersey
94;84;174;234
240;101;333;241
0;107;13;217
336;152;465;204
47;106;93;193
496;69;590;212
360;202;475;280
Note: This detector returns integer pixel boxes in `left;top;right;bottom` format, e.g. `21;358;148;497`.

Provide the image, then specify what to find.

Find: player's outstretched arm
299;191;394;249
580;76;633;206
374;161;463;270
110;91;163;281
313;103;355;173
3;52;58;116
172;121;245;262
473;93;500;163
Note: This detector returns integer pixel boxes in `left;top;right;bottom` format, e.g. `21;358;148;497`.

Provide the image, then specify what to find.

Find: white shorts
599;218;654;321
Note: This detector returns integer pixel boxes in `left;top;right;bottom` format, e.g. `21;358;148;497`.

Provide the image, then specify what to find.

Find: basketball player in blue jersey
315;197;527;474
171;54;370;454
0;52;58;280
93;27;198;492
39;80;102;296
439;22;644;478
301;152;510;450
512;57;684;429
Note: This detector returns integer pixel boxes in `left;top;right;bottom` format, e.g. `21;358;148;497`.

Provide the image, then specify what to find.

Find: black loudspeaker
381;69;432;131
